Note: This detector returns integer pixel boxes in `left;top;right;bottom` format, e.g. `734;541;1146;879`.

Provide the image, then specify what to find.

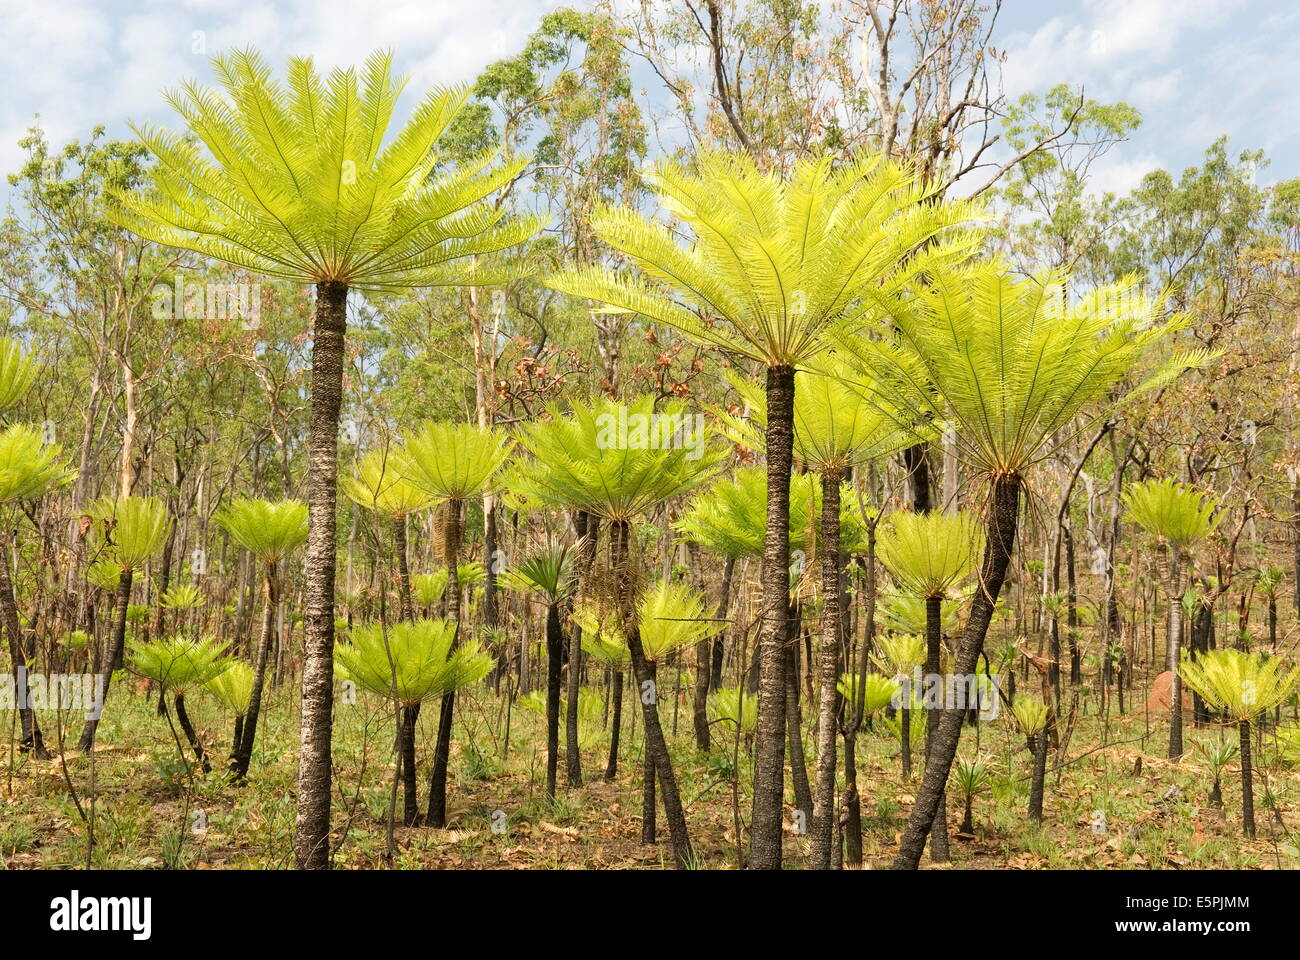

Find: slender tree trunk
810;468;843;869
751;364;793;870
294;279;347;870
1166;546;1184;759
174;692;208;772
567;515;599;786
642;660;658;844
605;667;623;780
1028;730;1048;822
925;594;950;861
0;539;48;758
785;626;812;834
1239;719;1255;838
79;568;133;752
394;516;414;623
400;704;420;825
892;474;1021;870
545;602;563;799
427;499;462;828
233;560;278;780
710;555;735;691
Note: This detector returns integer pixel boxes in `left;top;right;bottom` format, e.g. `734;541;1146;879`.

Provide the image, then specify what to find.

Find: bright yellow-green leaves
0;425;75;504
398;421;512;503
129;635;232;696
1178;649;1299;723
1010;695;1050;736
109;49;541;291
344;448;437;518
206;660;254;715
546;151;978;367
216;498;309;562
877;510;984;600
0;339;38;411
88;495;172;571
1124;478;1220;547
335;618;494;707
831;263;1213;478
578;580;723;665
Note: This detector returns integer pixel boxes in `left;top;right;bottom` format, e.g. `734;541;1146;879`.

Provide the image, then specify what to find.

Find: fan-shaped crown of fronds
1178;649;1300;722
87;495;172;571
510;395;724;522
577;580;723;664
674;466;814;560
344;448;437;518
398;421;512;502
216;498;309;562
129;635;231;695
1123;478;1220;547
830;263;1214;477
0;339;39;412
335;618;494;707
877;510;984;599
108;48;541;291
0;425;75;504
545;150;978;367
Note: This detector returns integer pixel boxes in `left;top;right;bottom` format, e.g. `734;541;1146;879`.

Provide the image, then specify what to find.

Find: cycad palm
1178;649;1300;837
129;635;232;771
547;151;975;871
1124;478;1220;759
397;420;510;828
498;543;576;798
79;495;171;751
109;48;539;869
215;498;308;779
877;509;983;860
0;423;75;758
830;262;1209;869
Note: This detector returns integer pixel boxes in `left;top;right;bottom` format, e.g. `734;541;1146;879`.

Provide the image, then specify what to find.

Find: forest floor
4;677;1299;869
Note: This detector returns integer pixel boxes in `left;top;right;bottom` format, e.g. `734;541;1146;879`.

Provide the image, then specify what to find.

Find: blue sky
1;0;1295;202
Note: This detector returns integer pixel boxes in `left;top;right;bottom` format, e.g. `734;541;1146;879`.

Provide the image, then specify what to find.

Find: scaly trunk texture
642;660;658;844
710;555;735;691
568;514;599;786
233;560;279;780
294;279;347;870
0;540;48;758
892;474;1021;870
427;498;462;828
394;516;414;623
613;520;692;868
605;667;623;780
78;567;133;752
925;594;950;861
1166;546;1184;759
400;704;420;825
1028;730;1048;822
785;635;812;830
810;468;843;870
545;602;563;799
750;364;794;870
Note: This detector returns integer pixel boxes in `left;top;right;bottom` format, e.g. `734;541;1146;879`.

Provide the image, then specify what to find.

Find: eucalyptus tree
336;619;493;826
215;498;308;780
1123;478;1220;758
716;361;913;868
545;151;974;869
831;263;1210;869
498;544;577;799
877;509;984;861
79;495;171;751
398;421;512;827
345;449;438;623
511;395;723;867
577;580;723;843
109;49;539;868
1179;649;1298;837
0;422;75;758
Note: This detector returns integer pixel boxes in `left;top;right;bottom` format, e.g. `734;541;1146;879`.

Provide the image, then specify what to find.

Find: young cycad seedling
953;755;997;835
0;421;75;758
1178;648;1299;837
1194;737;1239;810
875;632;926;780
1124;478;1220;759
216;498;308;779
335;618;493;826
709;687;758;735
1010;695;1051;823
129;635;232;771
79;495;171;751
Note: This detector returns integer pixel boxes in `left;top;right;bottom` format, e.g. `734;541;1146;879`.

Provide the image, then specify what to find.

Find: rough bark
294;279;347;870
232;560;278;780
78;567;133;752
925;593;950;861
1239;719;1255;838
427;498;462;828
1166;545;1185;759
545;601;563;799
0;539;48;757
810;468;843;869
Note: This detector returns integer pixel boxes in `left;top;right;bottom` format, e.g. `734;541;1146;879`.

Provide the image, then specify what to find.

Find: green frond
1123;478;1220;547
205;660;254;715
496;542;578;605
709;687;757;732
216;498;308;562
0;425;75;503
160;583;205;610
1010;695;1050;735
874;632;926;673
877;510;984;599
398;421;512;502
88;495;172;571
0;339;39;411
1178;649;1300;722
335;618;494;707
836;672;900;713
129;635;231;696
344;448;437;517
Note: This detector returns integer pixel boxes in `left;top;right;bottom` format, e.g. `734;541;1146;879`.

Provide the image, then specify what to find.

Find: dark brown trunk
174;693;208;772
892;473;1020;870
925;593;950;861
427;498;462;828
545;602;563;798
401;704;420;825
605;666;623;780
0;538;49;757
750;364;793;870
79;567;133;752
1239;719;1255;838
810;468;842;869
294;279;347;870
233;560;277;780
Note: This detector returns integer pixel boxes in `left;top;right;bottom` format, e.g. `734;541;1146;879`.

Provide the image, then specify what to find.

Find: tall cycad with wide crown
397;420;511;828
831;262;1212;869
511;395;723;867
1178;648;1299;837
1124;478;1220;759
79;495;171;751
109;48;540;868
0;423;75;758
215;498;308;779
715;361;913;868
877;509;983;862
546;151;976;870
